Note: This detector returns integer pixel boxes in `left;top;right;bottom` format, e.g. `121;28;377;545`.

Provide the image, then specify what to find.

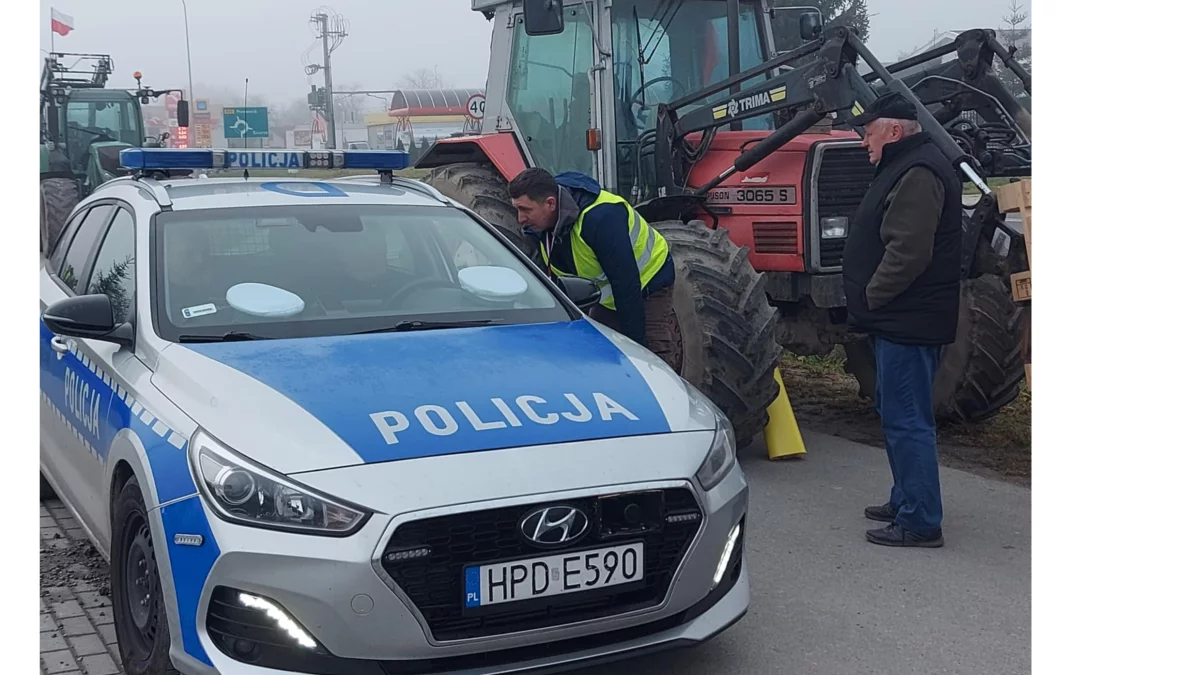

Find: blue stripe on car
184;320;672;464
40;319;217;666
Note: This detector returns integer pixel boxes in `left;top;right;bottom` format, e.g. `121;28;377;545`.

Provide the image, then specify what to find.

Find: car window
49;208;89;273
59;204;116;293
153;203;570;341
85;208;136;325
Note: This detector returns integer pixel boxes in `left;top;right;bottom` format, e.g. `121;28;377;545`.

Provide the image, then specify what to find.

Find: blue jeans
873;336;944;535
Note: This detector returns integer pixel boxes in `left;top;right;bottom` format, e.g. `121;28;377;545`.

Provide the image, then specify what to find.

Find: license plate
464;542;644;608
706;186;797;205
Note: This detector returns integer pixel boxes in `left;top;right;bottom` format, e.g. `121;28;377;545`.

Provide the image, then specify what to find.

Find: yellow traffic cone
765;367;807;460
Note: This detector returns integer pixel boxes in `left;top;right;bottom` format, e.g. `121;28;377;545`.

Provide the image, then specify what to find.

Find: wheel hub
124;522;159;640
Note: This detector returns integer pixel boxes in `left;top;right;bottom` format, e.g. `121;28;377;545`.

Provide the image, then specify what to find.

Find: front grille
753;222;799;254
812;144;874;269
381;488;703;642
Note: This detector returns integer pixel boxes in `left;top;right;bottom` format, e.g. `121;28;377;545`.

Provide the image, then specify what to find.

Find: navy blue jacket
523;172;674;345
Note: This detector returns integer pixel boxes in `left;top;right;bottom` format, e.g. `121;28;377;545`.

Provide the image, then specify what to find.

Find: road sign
466;94;486;121
223;106;270;139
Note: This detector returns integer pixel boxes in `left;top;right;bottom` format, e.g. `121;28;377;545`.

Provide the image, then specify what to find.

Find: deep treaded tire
41;178;79;254
844;273;1028;424
423;162;535;258
655;220;783;448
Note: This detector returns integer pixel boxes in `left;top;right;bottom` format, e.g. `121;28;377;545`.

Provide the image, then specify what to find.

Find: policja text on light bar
117;148;412;172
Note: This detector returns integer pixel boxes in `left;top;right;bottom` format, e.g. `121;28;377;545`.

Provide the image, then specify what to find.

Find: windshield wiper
178;331;271;343
353;319;505;335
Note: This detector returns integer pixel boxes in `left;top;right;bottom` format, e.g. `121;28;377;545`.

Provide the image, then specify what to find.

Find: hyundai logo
519;506;590;547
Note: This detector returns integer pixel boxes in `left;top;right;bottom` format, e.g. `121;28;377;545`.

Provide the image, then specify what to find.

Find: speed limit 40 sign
466;94;486;120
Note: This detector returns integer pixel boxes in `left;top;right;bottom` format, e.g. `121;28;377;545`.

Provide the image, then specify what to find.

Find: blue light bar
118;148;411;172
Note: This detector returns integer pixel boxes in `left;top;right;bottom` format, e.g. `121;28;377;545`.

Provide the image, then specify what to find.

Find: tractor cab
41;53;189;195
471;0;798;198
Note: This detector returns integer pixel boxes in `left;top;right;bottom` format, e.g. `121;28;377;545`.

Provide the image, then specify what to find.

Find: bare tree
400;66;448;90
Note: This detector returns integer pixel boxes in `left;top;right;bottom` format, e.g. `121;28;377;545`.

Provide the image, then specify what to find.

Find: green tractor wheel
40;178;79;255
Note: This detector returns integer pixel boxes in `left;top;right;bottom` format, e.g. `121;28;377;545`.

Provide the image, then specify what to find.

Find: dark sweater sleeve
866;166;945;310
579;203;647;345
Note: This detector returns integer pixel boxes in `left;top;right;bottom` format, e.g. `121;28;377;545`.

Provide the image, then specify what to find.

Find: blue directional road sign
222;106;270;139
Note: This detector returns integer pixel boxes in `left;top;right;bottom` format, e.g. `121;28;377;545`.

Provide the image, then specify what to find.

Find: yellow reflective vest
539;190;670;310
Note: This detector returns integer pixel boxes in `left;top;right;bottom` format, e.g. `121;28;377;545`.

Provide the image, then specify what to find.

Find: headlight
695;415;736;491
190;430;370;536
820;216;848;238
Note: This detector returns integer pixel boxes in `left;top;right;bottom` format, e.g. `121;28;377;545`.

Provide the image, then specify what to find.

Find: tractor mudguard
415;133;529;182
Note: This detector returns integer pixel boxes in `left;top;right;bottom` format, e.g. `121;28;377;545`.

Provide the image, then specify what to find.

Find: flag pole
50;7;54;53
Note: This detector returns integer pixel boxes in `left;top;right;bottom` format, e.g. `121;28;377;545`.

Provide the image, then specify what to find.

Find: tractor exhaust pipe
695;109;825;195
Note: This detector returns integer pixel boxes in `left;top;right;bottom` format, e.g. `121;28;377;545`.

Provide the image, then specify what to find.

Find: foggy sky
39;0;1026;105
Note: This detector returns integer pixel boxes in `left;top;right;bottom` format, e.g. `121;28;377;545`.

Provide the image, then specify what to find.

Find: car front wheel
110;477;180;675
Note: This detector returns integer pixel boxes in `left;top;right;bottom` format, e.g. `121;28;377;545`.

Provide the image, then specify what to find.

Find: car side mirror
42;294;134;347
523;0;564;36
176;99;190;128
558;276;602;310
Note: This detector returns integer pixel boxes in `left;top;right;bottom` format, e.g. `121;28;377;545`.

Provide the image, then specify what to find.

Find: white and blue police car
39;148;749;675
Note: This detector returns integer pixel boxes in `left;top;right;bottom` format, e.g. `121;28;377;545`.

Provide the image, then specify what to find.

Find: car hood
152;319;720;475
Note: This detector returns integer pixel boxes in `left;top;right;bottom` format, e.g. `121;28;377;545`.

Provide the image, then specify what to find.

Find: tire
41;178;79;255
423;162;534;258
654;220;783;448
40;472;57;500
843;274;1028;423
110;477;180;675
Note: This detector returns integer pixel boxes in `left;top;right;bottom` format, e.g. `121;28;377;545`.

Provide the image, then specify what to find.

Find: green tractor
40;52;189;252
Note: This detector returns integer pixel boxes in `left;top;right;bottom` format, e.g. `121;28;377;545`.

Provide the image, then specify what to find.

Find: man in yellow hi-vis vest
508;168;682;373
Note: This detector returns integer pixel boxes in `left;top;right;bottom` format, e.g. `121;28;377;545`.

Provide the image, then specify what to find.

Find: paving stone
51;600;85;619
80;653;121;675
85;606;113;626
41;516;57;528
41;613;60;632
41;650;77;674
64;528;87;541
58;616;95;637
68;634;108;657
76;591;108;610
40;631;67;652
97;623;118;646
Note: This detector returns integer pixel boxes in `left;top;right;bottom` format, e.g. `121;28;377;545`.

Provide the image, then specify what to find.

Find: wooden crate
994;179;1032;388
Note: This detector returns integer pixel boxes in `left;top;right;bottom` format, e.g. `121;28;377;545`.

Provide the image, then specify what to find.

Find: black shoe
864;503;898;523
866;523;944;548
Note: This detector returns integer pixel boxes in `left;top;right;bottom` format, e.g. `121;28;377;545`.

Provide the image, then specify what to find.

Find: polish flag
51;9;74;36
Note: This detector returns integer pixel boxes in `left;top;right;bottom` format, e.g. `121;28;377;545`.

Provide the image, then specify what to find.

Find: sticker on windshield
182;303;218;320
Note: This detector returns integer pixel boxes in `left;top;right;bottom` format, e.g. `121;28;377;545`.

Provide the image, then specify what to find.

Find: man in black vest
842;93;963;548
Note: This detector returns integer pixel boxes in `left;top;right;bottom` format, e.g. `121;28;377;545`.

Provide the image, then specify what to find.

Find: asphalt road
40;432;1030;675
578;432;1032;675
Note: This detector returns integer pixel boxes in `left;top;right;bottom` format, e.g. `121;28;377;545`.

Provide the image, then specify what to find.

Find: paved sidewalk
40;499;124;675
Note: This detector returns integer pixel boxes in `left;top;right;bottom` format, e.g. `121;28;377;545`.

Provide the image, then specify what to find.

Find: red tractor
417;0;1032;447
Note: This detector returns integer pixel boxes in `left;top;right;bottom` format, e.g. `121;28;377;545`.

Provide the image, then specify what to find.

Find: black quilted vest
842;132;962;346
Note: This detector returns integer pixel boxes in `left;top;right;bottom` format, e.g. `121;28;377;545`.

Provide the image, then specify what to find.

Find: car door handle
50;336;71;354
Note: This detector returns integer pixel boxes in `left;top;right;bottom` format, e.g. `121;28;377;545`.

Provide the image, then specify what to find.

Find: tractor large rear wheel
40;178;79;255
423;162;533;257
843;273;1028;423
654;220;782;448
424;163;782;447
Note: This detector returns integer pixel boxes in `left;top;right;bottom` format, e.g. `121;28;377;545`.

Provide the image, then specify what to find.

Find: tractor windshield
611;0;772;196
64;97;140;171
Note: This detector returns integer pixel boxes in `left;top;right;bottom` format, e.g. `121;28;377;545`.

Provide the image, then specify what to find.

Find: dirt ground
780;348;1031;486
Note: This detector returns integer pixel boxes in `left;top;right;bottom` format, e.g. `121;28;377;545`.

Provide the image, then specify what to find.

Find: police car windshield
152;203;570;342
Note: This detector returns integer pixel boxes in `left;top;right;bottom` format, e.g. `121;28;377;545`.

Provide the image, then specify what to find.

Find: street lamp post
180;0;195;101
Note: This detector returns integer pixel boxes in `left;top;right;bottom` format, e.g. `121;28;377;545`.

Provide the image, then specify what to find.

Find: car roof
93;175;455;213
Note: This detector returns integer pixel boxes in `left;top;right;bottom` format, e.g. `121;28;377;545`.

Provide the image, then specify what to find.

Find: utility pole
315;12;344;149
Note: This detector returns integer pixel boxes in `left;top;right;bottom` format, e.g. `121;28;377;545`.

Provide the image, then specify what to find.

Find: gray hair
876;117;922;136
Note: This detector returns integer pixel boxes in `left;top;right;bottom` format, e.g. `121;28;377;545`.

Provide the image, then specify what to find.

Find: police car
39;148;749;675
